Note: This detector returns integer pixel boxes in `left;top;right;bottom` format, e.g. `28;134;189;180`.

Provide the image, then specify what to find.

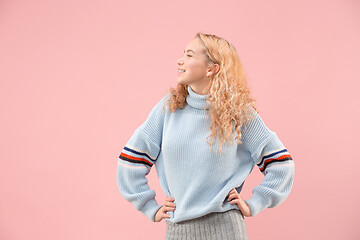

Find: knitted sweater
116;85;295;223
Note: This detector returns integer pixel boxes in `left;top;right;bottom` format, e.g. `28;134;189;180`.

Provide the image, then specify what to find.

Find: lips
178;68;186;76
178;71;185;76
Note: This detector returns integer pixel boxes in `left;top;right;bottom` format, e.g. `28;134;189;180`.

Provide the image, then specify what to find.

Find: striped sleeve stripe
118;160;150;170
124;146;157;161
118;146;156;167
257;148;293;173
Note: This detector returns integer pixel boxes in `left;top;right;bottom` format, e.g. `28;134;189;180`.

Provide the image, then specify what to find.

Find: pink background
1;0;359;239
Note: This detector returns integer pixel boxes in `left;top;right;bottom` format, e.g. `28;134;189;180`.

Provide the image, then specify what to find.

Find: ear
207;63;220;77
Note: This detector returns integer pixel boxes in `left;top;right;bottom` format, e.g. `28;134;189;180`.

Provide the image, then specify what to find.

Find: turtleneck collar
186;85;211;110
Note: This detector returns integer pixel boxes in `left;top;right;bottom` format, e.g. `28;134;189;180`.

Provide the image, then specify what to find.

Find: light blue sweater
117;85;295;223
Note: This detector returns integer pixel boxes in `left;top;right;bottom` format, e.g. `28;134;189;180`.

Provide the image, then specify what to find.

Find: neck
186;85;211;110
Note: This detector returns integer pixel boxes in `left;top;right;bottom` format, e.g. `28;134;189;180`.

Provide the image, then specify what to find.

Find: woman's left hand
227;188;252;217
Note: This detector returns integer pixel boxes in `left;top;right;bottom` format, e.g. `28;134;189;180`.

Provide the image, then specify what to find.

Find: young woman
117;32;295;240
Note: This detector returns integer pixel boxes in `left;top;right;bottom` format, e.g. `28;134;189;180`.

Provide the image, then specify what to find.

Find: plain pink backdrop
0;0;359;239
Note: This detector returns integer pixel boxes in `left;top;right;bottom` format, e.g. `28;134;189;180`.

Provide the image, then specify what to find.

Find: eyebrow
184;49;196;54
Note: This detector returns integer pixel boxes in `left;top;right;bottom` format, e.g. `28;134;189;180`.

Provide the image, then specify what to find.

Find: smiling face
177;38;216;93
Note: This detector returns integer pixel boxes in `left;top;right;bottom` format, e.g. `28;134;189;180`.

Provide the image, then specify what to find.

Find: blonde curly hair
163;32;259;154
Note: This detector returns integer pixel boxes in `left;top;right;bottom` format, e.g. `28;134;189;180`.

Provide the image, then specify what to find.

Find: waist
166;208;244;225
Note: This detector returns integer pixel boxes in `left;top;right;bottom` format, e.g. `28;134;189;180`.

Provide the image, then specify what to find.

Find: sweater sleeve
241;106;295;217
116;93;170;222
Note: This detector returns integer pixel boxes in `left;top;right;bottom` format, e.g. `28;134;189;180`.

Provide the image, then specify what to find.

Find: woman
117;32;295;240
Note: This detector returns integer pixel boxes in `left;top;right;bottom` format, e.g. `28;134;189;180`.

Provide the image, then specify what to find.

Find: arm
116;93;170;222
241;107;295;217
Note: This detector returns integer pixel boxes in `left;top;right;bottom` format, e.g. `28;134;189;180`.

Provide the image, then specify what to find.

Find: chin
178;75;191;83
177;77;186;84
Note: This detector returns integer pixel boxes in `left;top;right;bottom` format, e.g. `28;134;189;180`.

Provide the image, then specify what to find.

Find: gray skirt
165;209;249;240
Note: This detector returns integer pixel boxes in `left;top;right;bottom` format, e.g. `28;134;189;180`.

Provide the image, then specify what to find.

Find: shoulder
152;92;172;113
241;105;273;141
144;92;172;122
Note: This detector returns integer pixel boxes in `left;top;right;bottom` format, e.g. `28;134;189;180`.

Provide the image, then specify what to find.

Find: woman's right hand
154;196;176;222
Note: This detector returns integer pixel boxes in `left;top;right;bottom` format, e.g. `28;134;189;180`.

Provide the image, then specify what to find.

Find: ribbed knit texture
165;209;249;240
116;85;295;223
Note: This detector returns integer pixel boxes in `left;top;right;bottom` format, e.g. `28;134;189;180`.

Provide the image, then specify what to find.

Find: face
177;38;215;91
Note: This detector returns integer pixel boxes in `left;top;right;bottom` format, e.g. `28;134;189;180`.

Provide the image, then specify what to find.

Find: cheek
187;62;206;76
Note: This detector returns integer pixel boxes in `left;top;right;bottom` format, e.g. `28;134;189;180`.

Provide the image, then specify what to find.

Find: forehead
184;38;203;54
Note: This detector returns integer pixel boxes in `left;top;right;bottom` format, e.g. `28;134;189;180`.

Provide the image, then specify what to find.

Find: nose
177;57;184;65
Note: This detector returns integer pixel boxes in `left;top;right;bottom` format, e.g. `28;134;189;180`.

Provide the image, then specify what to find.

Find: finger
229;189;238;196
167;196;175;201
165;201;176;207
164;205;176;211
229;199;239;205
228;193;239;200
